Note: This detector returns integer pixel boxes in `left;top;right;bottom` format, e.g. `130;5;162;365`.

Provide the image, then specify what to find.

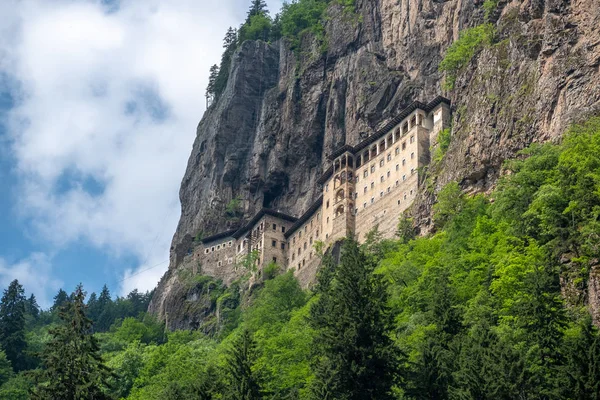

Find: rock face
149;0;600;329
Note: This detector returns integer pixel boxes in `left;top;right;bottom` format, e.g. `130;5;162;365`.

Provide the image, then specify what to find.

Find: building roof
232;208;298;239
315;97;450;186
201;230;238;244
284;196;324;238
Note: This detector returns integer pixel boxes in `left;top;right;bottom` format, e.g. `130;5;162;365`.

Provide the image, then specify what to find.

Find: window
371;182;374;189
387;154;391;161
403;159;406;166
364;170;368;178
310;237;313;244
395;147;399;155
396;164;399;171
411;168;415;175
364;186;367;194
229;241;233;247
355;208;358;214
404;193;407;200
304;226;307;233
303;259;306;267
398;200;401;205
380;176;384;183
218;261;222;267
380;191;384;198
371;197;374;204
205;249;209;254
326;184;329;192
273;257;277;263
410;135;415;143
292;253;295;261
387;187;391;193
217;245;220;250
327;217;329;224
380;160;384;167
281;243;285;250
395;180;399;186
282;226;286;233
298;248;300;256
273;224;277;230
403;175;406;181
364;203;367;208
326;200;330;209
272;240;276;247
411;152;415;159
387;171;391;178
371;165;375;173
402;142;406;150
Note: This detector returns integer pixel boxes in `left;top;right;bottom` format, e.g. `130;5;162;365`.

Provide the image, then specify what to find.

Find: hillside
150;0;600;330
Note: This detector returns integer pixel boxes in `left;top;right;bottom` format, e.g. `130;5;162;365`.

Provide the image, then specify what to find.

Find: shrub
439;23;495;90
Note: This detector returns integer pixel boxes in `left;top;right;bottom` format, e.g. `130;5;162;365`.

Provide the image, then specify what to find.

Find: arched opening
340;171;347;184
370;146;377;158
379;141;386;154
334;159;341;172
403;122;409;134
394;128;400;142
335;205;345;217
336;188;345;203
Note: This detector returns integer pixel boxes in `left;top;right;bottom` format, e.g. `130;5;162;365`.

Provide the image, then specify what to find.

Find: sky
0;0;283;308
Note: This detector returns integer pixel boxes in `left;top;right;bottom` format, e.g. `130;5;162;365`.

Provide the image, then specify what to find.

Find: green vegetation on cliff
2;117;600;398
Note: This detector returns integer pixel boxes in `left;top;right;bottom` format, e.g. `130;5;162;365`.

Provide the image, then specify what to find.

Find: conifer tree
309;239;402;400
26;293;40;319
246;0;269;22
225;329;261;400
51;289;69;312
206;64;220;105
33;284;113;400
95;285;114;332
0;280;27;371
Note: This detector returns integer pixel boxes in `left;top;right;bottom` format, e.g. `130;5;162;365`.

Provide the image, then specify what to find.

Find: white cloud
0;254;63;309
0;0;262;296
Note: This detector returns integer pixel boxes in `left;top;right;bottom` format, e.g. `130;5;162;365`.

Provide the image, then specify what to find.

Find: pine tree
51;289;69;312
26;294;40;319
246;0;268;22
33;284;113;400
0;280;27;371
225;329;261;400
309;239;402;400
206;64;220;105
223;27;238;49
95;285;114;332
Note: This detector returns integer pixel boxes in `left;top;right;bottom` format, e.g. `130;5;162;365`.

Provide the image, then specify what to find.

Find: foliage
279;0;328;50
309;239;403;399
32;285;113;399
226;196;244;221
225;329;262;399
439;23;495;90
433;128;452;163
0;280;27;372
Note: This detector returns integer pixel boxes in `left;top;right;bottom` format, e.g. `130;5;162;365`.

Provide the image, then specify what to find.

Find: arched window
336;188;345;202
335;205;345;217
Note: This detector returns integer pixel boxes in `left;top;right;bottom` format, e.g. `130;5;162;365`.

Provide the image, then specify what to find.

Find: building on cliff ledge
189;97;451;287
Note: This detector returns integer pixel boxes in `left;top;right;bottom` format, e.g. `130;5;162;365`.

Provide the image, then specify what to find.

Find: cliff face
149;0;600;328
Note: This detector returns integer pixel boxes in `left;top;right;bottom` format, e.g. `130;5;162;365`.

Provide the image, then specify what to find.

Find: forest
0;116;599;399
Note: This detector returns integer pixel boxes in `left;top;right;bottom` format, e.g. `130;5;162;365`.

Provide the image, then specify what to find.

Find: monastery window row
204;240;234;254
359;136;416;180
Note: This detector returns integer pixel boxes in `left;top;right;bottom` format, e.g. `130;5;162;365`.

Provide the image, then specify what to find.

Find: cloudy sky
0;0;283;308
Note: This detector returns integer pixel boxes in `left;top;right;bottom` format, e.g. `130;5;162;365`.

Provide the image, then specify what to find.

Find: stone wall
287;207;324;287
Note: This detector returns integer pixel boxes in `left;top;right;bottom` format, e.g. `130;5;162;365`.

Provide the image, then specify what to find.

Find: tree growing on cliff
246;0;269;22
33;285;113;400
309;239;402;399
0;280;27;371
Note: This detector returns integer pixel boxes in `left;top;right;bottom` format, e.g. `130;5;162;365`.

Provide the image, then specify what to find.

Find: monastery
188;97;451;286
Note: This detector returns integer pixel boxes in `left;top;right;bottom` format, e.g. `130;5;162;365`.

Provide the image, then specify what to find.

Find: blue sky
0;0;283;308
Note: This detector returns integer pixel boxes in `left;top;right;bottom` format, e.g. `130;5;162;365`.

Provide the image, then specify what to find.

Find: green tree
51;288;69;312
225;329;262;400
0;350;14;387
309;239;402;399
0;280;27;371
246;0;269;22
33;284;113;400
206;64;220;104
26;293;40;319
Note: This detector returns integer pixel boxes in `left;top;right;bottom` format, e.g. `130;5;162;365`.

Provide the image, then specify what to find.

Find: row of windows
359;152;415;181
356;131;417;168
360;169;416;195
291;232;318;262
358;189;415;212
216;257;234;267
204;240;234;254
271;240;286;250
291;214;320;245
